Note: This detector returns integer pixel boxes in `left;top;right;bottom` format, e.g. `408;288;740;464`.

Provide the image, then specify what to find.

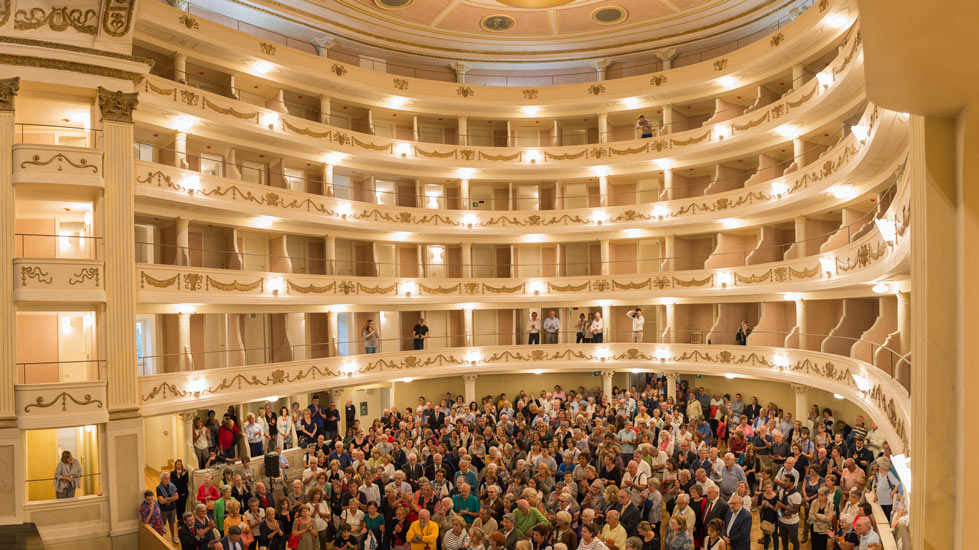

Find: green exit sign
592;372;601;376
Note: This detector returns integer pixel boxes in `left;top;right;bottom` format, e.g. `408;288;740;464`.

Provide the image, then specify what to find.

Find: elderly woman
664;517;693;550
292;503;319;550
577;522;609;550
873;456;902;519
551;510;577;549
54;450;82;498
442;516;471;550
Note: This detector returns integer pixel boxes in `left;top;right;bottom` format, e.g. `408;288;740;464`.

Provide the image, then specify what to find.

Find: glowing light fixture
324;152;346;165
714;124;731;139
717;271;733;287
776;124;802;139
176;304;197;315
771;180;788;197
591;210;608;225
595;348;611;361
852;373;873;392
268;277;284;294
875;218;897;243
392;232;409;241
252;216;276;228
783;292;802;301
181;174;201;191
523;106;539;116
525;150;541;163
819;256;835;275
655;349;670;361
721;218;743;229
457;168;475;180
833;393;844;399
622;97;641;109
401;281;417;296
174;116;196;132
717;76;739;89
656;158;674;170
461;213;478;227
395;142;411;157
872;282;889;294
336;202;353;218
659;297;677;306
653;205;669;219
388;96;407;109
816;71;833;87
773;354;790;368
466;350;482;364
826;13;848;29
187;378;207;393
850;125;869;142
592;165;609;178
260;111;279;128
252;60;274;74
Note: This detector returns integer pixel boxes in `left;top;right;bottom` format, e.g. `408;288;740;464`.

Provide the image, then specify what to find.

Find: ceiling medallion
373;0;414;9
481;14;516;32
591;6;627;25
496;0;576;7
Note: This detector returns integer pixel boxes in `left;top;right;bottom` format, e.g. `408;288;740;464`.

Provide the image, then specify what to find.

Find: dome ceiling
202;0;804;63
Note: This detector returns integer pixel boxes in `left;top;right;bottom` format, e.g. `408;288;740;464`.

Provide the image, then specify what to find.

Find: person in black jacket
735;321;752;345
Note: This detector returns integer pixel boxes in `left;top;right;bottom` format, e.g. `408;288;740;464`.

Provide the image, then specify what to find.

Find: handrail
166;0;814;87
14;233;103;261
14;123;102;147
16;359;107;384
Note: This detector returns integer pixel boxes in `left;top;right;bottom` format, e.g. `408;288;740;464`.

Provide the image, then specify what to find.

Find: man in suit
404;452;425;489
345;398;357;432
178;512;201;550
219;525;244;550
501;513;522;550
722;495;752;550
703;486;730;526
616;490;641;537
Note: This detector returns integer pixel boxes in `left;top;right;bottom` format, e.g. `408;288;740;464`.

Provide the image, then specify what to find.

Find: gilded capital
97;86;139;123
463;374;478;383
0;77;20;111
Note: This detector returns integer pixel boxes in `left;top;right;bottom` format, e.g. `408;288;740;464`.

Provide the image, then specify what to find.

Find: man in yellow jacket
408;509;439;550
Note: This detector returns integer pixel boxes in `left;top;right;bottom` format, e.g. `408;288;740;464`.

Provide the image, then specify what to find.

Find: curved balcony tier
134;26;866;178
137;341;910;455
134;107;903;239
134;174;908;305
136;0;854;116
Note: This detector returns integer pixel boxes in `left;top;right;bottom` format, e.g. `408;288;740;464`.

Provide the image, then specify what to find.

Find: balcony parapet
15;380;108;429
12;144;104;187
138;342;909;455
13;258;105;302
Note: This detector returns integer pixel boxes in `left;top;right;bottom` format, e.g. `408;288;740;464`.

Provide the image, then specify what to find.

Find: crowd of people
139;374;905;550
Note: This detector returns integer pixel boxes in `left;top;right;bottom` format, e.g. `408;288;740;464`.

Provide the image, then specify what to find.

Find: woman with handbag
245;498;266;550
807;488;836;550
308;489;332;550
756;480;779;550
260;506;286;550
292;504;319;550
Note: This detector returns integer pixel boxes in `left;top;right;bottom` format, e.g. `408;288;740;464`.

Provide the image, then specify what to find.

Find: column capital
177;411;197;422
653;48;678;63
790;384;810;395
449;62;472;75
97;86;139;123
311;36;336;56
463;374;478;383
665;373;678;381
589;58;612;71
600;370;616;381
897;290;911;304
0;77;20;111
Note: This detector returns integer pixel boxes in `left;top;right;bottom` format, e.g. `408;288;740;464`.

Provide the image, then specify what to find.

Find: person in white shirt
590;312;605;343
626;308;644;343
528;312;541;345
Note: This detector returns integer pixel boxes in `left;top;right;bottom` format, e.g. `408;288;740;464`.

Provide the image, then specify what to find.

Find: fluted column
463;306;474;347
897;291;911;355
601;370;614;398
322;163;335;197
450;62;471;84
174;130;188;169
597;112;609;144
590;59;611;81
0;77;19;424
177;411;197;466
795;299;808;350
99;87;140;414
463;374;477;404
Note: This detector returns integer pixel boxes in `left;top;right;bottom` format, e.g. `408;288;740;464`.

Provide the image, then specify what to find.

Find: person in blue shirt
308;395;326;435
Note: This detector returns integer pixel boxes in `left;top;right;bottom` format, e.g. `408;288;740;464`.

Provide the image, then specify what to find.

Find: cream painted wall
143;414;177;471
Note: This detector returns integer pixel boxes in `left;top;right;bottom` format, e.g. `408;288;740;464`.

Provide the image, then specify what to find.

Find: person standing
722;495;751;550
412;318;429;350
543;310;561;344
244;414;265;459
636;115;653;139
626;308;645;343
345;398;357;433
363;320;379;354
407;509;439;550
591;312;605;343
735;322;751;346
157;471;180;542
575;313;588;344
54;450;82;498
193;417;212;469
528;312;541;345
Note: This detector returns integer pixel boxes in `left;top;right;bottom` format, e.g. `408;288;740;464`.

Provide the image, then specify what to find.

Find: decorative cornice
97;86;139;123
0;76;19;111
0;53;144;83
0;35;155;65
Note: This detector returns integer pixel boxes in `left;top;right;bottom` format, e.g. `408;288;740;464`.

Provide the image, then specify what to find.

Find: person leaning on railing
54;450;82;498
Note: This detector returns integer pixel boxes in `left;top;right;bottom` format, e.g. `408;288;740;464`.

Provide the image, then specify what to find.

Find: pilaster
0;77;18;424
463;374;478;404
601;370;615;397
666;373;677;400
98;86;140;414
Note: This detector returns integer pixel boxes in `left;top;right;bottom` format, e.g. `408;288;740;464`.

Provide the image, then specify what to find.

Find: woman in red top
218;418;241;459
196;474;221;519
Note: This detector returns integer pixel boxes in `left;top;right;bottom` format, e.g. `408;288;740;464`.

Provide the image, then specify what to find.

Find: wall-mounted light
176;304;196;315
850;125;869;142
260;112;279;129
656;158;674;170
622;97;641;109
624;228;642;238
872;282;889;294
819;256;835;276
875;218;896;244
268;277;284;294
181;174;201;192
427;194;439;209
591;211;608;225
395;142;411;157
523;106;539;116
825;13;848;29
457;168;475;180
532;369;545;375
466;350;481;364
831;185;856;200
328;304;347;313
659;297;677;306
341;362;357;375
816;71;832;88
771;180;788;197
186;378;207;394
83;312;95;330
720;218;743;229
776;124;802;139
252;61;274;74
174;116;196;132
833;393;844;399
528;281;545;295
461;213;478;227
852;373;873;392
653;205;668;219
717;76;739;89
83;211;93;226
61;316;73;333
430;246;444;263
401;281;416;296
252;216;276;228
392;232;409;241
783;292;802;301
461;303;476;311
717;271;733;287
336;202;353;218
655;349;670;361
388;96;407;109
525;233;544;243
324;152;346;165
525;150;541;164
714;125;731;140
399;378;413;383
595;348;611;361
592;165;609;178
773;354;790;368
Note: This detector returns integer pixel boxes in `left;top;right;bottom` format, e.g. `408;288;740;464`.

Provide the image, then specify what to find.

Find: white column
457;116;468;146
661;168;674;201
600;239;610;276
272;89;287;113
552;120;560;147
322;163;335;197
228;75;238;100
791;63;805;91
324;235;336;275
177;411;197;466
175;217;190;266
174;130;188;169
598;175;609;206
791;385;810;425
463;374;478;404
0;78;17;422
178;312;192;371
173;52;187;84
601;370;614;397
794;216;807;256
463;307;474;347
319;94;332;125
367;109;375;135
590;59;612;81
666;373;677;400
450;62;471;84
329;388;344;411
460;179;470;208
662;104;673;135
601;304;611;340
327;311;339;357
897;291;911;355
654;48;678;70
461;242;472;278
663;235;675;272
311;37;336;58
796;299;808;350
664;303;676;344
597;112;609;144
793;137;805;167
288;313;306;360
412;115;419;142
